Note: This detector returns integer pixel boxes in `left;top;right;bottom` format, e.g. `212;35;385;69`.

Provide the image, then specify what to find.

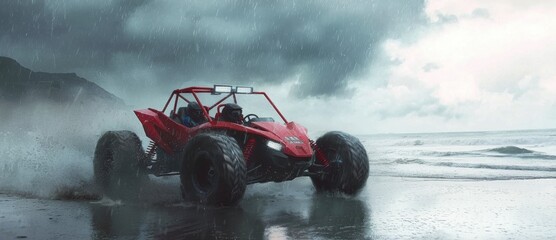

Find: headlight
266;140;283;151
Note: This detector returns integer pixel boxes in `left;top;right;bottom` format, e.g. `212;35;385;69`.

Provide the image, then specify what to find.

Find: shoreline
1;177;555;239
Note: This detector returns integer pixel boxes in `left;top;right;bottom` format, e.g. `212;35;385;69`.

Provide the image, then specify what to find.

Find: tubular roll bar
160;86;288;124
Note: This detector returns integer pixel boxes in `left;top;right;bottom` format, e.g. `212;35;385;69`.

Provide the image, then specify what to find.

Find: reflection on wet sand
155;206;265;239
90;194;368;239
7;177;555;239
91;204;146;239
307;196;369;239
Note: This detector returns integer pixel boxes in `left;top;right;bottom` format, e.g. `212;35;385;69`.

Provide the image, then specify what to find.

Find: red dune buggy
93;85;369;205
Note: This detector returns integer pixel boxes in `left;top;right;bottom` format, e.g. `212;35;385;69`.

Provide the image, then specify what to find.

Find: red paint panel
250;121;313;158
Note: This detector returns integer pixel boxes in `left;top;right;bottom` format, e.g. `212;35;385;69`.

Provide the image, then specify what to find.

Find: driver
221;103;243;124
183;102;207;127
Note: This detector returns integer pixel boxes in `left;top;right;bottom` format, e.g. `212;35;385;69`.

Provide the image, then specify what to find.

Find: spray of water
0;100;139;199
0;99;318;203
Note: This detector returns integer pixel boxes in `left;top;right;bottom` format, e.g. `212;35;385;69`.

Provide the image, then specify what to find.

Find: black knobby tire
180;133;246;206
93;130;148;199
310;131;369;195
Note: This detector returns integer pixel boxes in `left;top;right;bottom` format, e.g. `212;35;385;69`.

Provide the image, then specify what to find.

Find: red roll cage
161;86;289;124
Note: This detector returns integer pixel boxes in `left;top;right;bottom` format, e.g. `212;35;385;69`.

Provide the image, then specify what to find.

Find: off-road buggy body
94;85;369;206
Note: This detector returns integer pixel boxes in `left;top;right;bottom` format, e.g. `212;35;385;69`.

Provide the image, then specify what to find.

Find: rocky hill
0;56;124;107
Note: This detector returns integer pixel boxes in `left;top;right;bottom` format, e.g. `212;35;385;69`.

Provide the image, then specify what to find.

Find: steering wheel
243;114;259;123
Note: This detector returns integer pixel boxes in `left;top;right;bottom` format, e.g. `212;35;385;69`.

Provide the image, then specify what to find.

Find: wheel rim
191;151;217;194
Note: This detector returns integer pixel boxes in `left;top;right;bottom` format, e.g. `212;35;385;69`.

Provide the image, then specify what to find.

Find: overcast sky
1;0;555;134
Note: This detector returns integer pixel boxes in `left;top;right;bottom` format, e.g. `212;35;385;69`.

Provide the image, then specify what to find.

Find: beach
1;177;556;239
2;130;556;239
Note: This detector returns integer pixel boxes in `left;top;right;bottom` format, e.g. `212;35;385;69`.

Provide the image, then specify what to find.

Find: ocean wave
413;140;424;146
387;158;556;172
371;173;556;181
421;151;479;157
433;162;556;172
392;158;426;164
416;146;556;160
385;131;556;147
392;140;426;146
488;154;556;160
482;146;556;160
486;146;534;154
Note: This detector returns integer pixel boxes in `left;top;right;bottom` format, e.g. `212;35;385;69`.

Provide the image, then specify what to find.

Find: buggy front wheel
310;131;369;195
180;133;246;206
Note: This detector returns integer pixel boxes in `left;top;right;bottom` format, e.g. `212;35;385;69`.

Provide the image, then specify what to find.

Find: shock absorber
310;140;330;167
243;138;256;163
145;140;157;161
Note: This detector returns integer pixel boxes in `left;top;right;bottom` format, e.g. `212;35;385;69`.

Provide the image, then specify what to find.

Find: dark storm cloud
0;0;425;97
0;0;147;70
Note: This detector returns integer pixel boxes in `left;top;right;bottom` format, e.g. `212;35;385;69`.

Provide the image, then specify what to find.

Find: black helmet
187;102;204;123
221;103;243;123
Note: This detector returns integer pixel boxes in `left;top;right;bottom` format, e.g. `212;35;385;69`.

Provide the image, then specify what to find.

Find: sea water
353;129;556;239
364;129;556;181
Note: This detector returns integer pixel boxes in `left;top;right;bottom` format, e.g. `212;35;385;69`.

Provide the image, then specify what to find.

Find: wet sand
1;177;556;239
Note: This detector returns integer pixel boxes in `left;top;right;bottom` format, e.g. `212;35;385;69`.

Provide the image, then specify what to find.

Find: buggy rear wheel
180;133;246;206
310;131;369;195
93;130;148;200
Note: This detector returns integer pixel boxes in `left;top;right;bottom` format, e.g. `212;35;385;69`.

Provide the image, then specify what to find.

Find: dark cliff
0;56;124;107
